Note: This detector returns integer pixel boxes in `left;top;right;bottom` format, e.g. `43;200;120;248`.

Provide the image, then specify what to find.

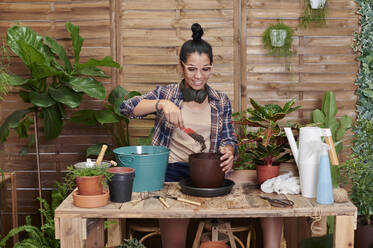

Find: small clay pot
200;241;229;248
73;189;109;208
189;152;225;188
76;175;103;195
256;164;280;185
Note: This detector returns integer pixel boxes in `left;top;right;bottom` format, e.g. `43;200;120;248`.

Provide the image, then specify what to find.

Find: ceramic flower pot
73;189;109;208
107;167;135;203
270;29;287;48
256;164;280;185
76;175;104;195
309;0;326;9
189;152;225;188
355;218;373;248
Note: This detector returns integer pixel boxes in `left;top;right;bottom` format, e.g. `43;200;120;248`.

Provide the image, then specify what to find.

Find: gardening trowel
96;144;108;166
183;128;206;152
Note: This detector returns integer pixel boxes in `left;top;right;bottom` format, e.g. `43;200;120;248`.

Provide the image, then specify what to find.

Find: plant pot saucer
179;178;234;197
73;189;109;208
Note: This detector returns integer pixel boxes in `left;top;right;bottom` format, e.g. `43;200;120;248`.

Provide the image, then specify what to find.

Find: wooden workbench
55;183;357;248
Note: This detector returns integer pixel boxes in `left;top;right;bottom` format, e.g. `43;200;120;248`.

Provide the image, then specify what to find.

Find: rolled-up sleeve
220;95;238;151
120;86;161;119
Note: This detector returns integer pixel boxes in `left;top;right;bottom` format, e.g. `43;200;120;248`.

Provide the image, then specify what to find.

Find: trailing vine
353;0;373;158
262;23;294;57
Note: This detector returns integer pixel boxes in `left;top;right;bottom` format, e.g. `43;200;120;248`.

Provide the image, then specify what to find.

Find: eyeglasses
181;61;212;75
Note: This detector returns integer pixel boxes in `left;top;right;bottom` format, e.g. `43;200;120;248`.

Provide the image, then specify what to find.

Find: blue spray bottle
316;143;334;204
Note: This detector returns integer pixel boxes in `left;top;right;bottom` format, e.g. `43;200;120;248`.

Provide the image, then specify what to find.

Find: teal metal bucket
113;146;170;192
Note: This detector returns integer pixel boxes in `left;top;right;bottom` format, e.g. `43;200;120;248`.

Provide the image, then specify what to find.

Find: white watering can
284;127;323;198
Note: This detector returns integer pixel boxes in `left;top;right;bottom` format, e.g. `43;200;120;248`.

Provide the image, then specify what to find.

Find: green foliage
341;154;373;224
353;1;373;169
70;85;141;157
65;165;113;188
262;23;294;57
0;37;10;99
117;239;146;248
233;98;300;167
0;22;120;155
301;0;327;28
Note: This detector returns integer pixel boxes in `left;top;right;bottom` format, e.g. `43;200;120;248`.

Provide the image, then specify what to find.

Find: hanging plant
262;23;293;57
301;0;327;28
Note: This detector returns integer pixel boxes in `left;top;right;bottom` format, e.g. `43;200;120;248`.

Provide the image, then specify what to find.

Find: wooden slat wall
244;0;359;124
0;0;359;235
0;0;114;234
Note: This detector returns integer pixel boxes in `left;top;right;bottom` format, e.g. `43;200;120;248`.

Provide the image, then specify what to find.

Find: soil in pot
76;175;104;195
256;164;280;185
73;189;109;208
189;152;225;188
107;167;135;203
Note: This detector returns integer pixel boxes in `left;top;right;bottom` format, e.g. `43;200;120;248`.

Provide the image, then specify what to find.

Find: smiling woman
120;23;236;248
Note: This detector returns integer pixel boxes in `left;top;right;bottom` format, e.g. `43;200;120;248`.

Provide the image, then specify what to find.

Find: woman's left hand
219;146;234;173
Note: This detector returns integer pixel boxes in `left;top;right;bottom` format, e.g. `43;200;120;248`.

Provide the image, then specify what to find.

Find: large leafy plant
233;98;301;167
0;22;120;154
70;85;141;157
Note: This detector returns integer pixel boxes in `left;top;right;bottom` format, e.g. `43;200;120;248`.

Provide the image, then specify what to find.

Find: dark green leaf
15;116;33;138
30;62;62;79
310;109;325;124
340;115;353;129
6;26;44;64
282;99;295;112
65;22;83;64
56;102;67;120
94;109;119;125
48;86;82;108
29;92;55;108
108;86;128;115
26;78;47;92
74;67;110;78
126;90;141;100
17;39;45;68
70;110;98;125
321;91;337;120
0;108;33;143
68;77;105;100
43;36;72;72
0;73;26;86
42;106;63;140
249;98;267;117
77;56;120;69
19;90;30;103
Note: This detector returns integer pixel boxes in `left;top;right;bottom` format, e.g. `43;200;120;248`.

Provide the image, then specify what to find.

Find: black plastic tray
179;178;235;197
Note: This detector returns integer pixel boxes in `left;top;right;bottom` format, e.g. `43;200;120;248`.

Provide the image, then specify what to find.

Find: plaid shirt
120;83;237;153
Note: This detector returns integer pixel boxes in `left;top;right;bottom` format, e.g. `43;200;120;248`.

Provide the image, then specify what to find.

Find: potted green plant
115;238;146;248
233;98;301;184
0;22;120;155
301;0;327;27
341;154;373;247
262;23;294;57
0;37;10;100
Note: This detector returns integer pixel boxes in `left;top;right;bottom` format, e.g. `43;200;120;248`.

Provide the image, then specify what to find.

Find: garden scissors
260;195;294;208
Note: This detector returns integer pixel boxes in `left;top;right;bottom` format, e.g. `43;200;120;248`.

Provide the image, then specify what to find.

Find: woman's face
182;52;212;91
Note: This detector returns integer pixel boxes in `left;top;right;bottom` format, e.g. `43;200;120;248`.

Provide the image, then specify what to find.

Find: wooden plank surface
55;183;357;219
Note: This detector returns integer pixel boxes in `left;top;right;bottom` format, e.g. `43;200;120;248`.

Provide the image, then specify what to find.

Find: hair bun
191;23;204;41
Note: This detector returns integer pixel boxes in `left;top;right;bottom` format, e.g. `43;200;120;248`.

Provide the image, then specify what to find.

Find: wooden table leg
193;221;205;248
107;218;123;247
10;172;18;244
86;219;105;248
334;215;354;248
58;215;85;248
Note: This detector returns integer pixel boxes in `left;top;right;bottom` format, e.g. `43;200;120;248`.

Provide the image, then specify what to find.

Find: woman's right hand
158;100;184;129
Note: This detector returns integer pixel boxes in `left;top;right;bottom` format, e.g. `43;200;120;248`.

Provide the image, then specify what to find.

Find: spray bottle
316;143;334;204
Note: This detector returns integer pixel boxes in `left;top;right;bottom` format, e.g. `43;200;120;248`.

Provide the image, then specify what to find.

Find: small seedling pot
73;189;109;208
107;167;135;203
76;175;104;195
270;29;287;48
256;164;280;185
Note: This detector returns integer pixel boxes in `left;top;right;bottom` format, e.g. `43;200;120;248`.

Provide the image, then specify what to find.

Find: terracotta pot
76;175;103;195
256;164;280;184
355;219;373;248
227;169;257;185
73;189;109;208
189;152;224;188
200;241;229;248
